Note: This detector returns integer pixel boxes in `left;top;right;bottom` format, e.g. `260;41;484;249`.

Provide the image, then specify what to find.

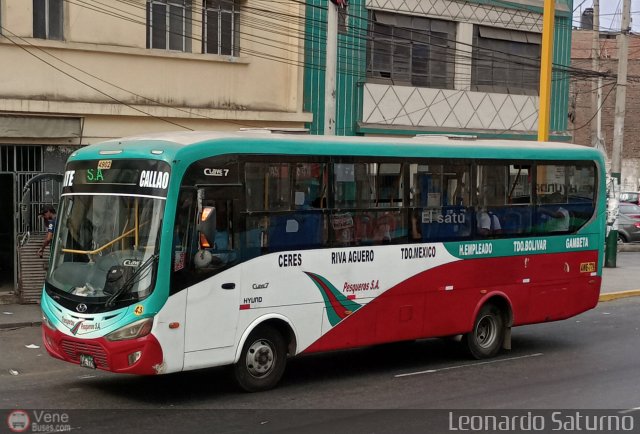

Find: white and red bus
41;131;605;391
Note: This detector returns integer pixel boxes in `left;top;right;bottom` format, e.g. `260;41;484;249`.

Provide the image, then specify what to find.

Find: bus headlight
105;318;154;342
42;313;55;331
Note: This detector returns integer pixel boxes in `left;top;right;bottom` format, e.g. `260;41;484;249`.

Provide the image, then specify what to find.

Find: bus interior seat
493;207;531;235
420;206;472;241
268;212;323;251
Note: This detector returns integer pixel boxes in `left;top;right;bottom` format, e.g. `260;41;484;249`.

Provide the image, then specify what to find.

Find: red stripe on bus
303;250;601;354
239;304;250;310
307;272;349;321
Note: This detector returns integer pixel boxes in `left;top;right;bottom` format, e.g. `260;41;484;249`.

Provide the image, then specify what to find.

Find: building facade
304;0;573;139
571;30;640;192
0;0;310;299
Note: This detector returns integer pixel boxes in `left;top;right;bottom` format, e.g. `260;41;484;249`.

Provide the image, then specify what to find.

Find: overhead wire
78;0;619;83
0;25;265;130
80;0;632;129
91;0;640;82
568;82;617;132
8;0;630;133
0;25;195;131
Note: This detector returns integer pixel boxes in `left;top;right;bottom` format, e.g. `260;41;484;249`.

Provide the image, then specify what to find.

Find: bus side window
171;190;197;293
294;163;327;209
410;161;471;242
244;215;266;257
536;164;571;234
196;197;237;268
476;164;506;238
566;165;596;232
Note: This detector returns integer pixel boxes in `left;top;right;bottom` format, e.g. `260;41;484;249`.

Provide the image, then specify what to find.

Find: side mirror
197;206;217;249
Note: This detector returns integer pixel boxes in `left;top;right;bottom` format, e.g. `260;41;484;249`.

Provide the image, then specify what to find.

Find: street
2;298;640;412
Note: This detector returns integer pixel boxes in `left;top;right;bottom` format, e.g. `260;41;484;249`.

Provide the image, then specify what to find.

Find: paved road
2;299;640;411
3;256;640;432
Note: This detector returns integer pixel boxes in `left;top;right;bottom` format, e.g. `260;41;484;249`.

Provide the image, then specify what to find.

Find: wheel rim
475;314;498;349
245;338;276;378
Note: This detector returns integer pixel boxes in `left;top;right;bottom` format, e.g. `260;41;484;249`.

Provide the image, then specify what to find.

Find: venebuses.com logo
6;410;29;433
6;410;71;433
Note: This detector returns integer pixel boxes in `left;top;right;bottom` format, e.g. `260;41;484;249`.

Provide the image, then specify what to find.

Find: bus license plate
580;262;596;273
79;354;96;369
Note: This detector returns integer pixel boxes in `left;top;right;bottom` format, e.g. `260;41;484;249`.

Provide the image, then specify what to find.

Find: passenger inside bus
476;208;502;237
538;192;571;232
476;193;503;237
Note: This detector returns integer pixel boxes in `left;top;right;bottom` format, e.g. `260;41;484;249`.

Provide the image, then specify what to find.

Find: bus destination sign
62;159;171;197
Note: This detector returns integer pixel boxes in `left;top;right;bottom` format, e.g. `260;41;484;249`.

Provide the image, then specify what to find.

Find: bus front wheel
233;325;287;392
464;303;505;359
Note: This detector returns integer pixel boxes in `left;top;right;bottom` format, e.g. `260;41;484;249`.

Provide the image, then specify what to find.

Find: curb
599;289;640;302
618;243;640;252
0;321;42;330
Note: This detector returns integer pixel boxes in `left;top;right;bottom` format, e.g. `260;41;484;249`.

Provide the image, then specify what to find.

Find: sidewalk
1;251;639;329
0;303;42;329
600;249;640;301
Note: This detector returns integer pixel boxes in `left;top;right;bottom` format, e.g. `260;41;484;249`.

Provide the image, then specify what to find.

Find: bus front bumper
42;325;164;375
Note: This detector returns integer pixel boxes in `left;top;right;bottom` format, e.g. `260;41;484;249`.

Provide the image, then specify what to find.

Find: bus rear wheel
464;303;505;359
233;325;287;392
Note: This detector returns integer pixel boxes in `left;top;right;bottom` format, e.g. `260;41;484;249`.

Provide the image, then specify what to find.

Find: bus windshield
47;194;164;301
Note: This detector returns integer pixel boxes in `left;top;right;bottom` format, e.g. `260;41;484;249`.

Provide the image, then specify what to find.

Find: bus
40;131;606;391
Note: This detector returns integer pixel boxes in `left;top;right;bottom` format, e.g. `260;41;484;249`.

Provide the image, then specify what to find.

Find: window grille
33;0;63;40
471;26;541;95
367;12;456;90
0;145;50;233
147;0;193;52
203;0;240;56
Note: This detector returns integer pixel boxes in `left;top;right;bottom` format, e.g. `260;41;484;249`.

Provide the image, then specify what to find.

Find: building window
367;12;456;89
338;7;347;35
471;26;541;95
203;0;240;56
33;0;63;40
147;0;192;52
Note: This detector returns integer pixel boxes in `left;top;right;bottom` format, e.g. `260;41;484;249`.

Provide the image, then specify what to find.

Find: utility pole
606;0;631;268
537;0;555;142
612;0;631;182
590;0;603;150
324;1;338;135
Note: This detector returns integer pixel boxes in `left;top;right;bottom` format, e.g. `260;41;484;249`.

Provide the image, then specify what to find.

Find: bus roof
75;130;605;164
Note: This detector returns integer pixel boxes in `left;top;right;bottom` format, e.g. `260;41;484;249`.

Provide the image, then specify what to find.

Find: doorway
0;174;15;291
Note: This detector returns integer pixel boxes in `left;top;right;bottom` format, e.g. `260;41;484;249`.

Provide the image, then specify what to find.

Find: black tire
233;325;287;392
618;233;627;245
463;303;505;359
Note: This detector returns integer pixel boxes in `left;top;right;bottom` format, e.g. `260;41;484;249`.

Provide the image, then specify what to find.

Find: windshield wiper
105;254;159;307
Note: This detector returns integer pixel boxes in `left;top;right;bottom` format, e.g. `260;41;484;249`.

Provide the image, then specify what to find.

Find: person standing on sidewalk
36;205;57;259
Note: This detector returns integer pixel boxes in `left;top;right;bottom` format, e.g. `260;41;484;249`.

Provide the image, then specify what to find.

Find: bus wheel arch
233;316;297;392
464;295;513;359
260;317;298;357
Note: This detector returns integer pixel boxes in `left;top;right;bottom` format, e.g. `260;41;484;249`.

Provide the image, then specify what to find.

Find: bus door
184;189;242;352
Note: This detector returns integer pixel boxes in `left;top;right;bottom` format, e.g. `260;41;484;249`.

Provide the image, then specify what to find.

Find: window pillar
192;0;203;54
455;22;473;91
